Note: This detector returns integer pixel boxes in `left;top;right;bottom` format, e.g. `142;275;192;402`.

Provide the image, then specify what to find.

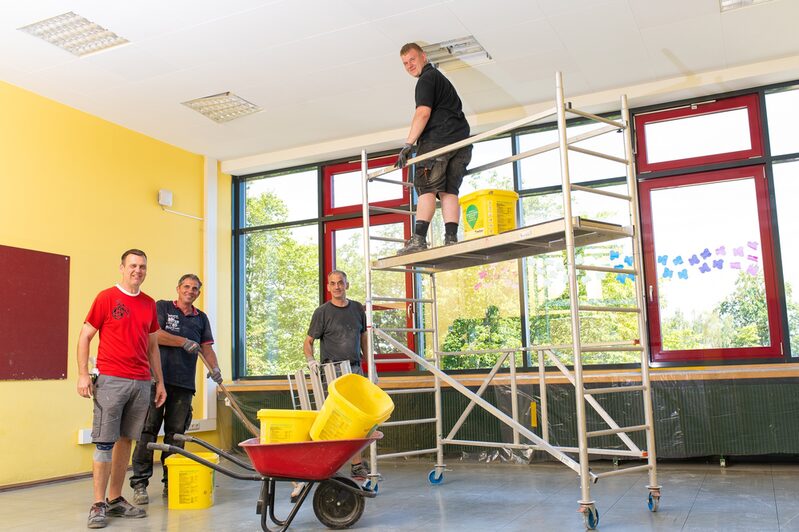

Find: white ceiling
2;0;799;170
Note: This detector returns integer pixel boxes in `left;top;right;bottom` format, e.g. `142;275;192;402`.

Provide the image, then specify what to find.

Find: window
324;215;414;372
639;166;783;362
772;161;799;357
324;155;408;215
241;224;319;375
765;86;799;156
634;94;763;173
523;183;636;365
245;168;317;226
518;119;626;190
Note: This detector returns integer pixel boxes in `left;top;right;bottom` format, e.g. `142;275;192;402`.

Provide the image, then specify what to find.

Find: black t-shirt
157;300;214;392
415;63;470;144
307;300;366;363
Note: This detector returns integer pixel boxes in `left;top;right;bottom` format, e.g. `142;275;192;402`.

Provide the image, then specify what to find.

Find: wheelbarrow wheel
313;477;365;529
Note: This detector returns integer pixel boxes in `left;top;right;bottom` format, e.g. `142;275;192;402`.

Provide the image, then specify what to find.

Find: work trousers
130;383;193;488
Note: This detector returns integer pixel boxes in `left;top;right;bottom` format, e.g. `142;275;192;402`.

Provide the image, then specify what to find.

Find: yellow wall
0;80;230;486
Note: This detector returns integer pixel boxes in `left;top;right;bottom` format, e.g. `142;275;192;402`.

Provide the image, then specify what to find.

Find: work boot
87;502;108;529
163;484;169;499
106;496;147;518
444;234;458;246
132;485;148;505
350;462;370;480
397;234;428;255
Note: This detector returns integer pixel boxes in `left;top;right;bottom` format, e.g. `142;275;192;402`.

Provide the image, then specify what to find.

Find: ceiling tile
721;0;799;66
450;0;546;31
345;0;450;21
640;14;726;78
626;0;719;29
372;3;470;47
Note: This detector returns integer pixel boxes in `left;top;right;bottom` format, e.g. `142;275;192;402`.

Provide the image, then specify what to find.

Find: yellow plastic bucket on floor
164;452;218;510
257;409;318;444
309;374;394;441
459;189;519;239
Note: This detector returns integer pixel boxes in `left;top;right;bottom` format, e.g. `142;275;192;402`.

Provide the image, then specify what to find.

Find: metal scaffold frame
359;72;661;529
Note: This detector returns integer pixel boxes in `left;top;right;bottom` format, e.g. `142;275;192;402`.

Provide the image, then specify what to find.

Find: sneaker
350;462;370;480
444;234;458;246
397;234;428;255
290;482;306;503
106;496;147;519
87;502;108;529
132;485;148;505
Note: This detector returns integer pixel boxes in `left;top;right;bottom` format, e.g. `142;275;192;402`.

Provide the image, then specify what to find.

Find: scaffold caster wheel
313;477;365;529
428;469;444;485
363;479;378;494
648;492;660;512
582;506;599;530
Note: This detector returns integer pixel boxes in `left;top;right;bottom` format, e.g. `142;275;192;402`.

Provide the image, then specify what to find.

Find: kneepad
94;442;115;462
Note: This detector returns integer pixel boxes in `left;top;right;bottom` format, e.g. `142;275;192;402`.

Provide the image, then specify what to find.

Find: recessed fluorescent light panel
18;12;128;56
720;0;776;12
422;36;491;70
182;92;262;124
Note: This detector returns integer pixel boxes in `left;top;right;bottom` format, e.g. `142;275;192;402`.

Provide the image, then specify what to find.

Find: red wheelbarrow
148;431;381;531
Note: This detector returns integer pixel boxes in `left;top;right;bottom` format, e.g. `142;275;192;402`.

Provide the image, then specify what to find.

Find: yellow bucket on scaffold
309;374;394;441
459;189;519;239
164;452;219;510
257;409;318;444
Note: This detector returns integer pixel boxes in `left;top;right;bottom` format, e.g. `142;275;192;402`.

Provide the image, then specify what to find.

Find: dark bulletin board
0;245;70;380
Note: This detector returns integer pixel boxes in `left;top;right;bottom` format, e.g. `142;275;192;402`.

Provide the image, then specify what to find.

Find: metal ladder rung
377;448;437;460
568;144;628;164
585;384;646;395
369;206;414;215
565;107;625;129
370;176;413;188
587;424;649;438
373;296;433;303
374;357;416;364
576;264;636;275
381;417;437;427
593;464;652;480
387;387;436;395
580;345;644;352
381;327;435;333
570;184;631;201
579;305;640;313
370;236;405;243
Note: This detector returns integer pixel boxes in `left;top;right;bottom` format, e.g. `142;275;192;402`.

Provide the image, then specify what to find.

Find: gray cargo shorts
91;374;152;442
414;140;472;197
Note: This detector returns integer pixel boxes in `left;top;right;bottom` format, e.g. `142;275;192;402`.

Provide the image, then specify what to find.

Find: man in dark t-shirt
129;274;222;504
395;42;472;255
304;270;370;478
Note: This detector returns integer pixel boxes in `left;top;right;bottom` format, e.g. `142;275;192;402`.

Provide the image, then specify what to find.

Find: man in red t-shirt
76;249;167;529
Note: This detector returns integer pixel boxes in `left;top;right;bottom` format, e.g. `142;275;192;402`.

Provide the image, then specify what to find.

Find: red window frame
639;165;783;362
323;214;415;372
323;155;409;216
635;94;763;174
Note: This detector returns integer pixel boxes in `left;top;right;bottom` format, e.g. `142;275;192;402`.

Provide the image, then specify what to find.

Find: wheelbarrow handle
147;442;262;482
172;433;255;471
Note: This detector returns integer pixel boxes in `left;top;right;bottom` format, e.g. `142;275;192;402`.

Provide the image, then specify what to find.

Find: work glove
182;339;200;355
395;143;413;168
207;367;223;384
307;359;320;374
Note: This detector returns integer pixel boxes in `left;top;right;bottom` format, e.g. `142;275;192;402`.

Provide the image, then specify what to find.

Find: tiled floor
3;459;799;531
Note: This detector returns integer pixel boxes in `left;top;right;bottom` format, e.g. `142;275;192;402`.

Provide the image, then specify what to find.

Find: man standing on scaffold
395;42;472;255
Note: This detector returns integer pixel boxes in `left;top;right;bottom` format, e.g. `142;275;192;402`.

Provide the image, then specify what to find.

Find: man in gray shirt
304;270;370;478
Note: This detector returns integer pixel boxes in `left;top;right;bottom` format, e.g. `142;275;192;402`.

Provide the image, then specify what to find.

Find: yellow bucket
164;452;218;510
459;189;519;239
257;409;318;444
309;374;394;441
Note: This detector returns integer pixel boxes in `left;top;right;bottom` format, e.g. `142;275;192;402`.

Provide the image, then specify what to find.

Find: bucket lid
164;452;219;465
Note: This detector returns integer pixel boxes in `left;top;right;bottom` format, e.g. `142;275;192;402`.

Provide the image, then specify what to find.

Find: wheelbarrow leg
258;478;314;532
